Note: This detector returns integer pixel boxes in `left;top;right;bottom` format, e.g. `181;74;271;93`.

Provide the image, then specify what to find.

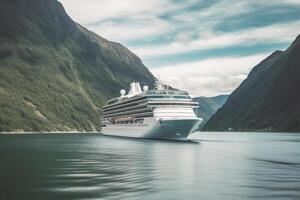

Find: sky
59;0;300;97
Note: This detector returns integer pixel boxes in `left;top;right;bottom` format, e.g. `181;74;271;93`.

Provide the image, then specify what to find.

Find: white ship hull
102;117;203;140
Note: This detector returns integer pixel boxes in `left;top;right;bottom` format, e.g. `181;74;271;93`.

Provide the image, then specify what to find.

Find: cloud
59;0;171;24
59;0;262;45
59;0;199;25
151;54;268;97
276;0;300;5
60;0;300;46
132;20;300;58
87;17;173;41
59;0;300;96
59;0;198;42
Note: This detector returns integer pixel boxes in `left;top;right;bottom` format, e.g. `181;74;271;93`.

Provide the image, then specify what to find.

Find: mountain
0;0;156;132
204;35;300;132
193;95;229;130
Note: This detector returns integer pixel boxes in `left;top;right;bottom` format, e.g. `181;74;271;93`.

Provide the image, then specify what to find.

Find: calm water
0;132;300;200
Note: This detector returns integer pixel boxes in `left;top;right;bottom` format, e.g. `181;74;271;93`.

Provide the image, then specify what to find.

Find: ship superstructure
101;81;202;140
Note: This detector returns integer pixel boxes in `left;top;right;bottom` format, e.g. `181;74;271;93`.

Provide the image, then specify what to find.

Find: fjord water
0;133;300;200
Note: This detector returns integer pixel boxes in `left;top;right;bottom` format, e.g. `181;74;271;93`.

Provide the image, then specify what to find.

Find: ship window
174;96;191;99
134;119;144;124
148;96;190;99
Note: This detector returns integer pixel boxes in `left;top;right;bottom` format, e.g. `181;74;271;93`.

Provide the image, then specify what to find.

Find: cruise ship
101;81;203;140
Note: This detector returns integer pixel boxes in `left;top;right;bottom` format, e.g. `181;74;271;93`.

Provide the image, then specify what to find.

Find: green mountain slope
193;95;228;130
204;35;300;132
0;0;155;132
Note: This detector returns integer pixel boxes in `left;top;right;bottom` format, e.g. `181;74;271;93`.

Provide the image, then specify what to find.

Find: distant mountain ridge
0;0;156;132
193;95;229;130
204;35;300;132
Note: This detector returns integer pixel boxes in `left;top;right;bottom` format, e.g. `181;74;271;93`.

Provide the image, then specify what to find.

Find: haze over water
0;132;300;200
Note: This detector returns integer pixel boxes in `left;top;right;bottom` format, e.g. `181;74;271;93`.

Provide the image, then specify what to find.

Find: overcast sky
59;0;300;97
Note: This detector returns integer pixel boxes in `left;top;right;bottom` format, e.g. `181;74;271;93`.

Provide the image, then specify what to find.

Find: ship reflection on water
0;132;300;200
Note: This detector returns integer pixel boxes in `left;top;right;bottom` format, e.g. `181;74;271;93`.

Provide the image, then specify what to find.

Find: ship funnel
128;82;142;96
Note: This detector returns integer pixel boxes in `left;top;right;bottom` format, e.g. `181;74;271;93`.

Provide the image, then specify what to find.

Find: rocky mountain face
0;0;156;132
204;35;300;132
193;95;229;130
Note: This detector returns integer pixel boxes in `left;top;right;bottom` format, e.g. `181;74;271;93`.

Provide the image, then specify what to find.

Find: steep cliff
0;0;156;132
